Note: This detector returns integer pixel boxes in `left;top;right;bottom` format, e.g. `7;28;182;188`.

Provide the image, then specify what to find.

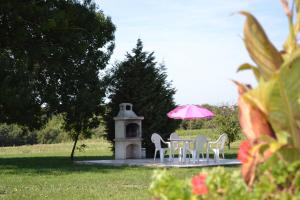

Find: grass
177;128;220;139
0;130;241;200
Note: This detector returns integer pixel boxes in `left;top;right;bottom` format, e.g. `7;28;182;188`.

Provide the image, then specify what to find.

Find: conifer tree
104;39;179;157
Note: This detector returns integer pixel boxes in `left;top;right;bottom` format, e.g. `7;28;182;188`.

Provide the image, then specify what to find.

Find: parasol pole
188;120;192;138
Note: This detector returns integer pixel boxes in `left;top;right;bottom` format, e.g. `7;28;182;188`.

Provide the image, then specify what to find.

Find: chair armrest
208;141;218;149
208;141;218;145
161;138;169;144
162;141;171;148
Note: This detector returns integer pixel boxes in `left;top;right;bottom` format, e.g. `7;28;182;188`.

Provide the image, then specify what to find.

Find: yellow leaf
240;11;283;80
237;63;260;81
243;78;274;115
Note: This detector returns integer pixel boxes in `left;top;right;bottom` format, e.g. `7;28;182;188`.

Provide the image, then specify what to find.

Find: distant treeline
0;104;239;147
0;115;105;147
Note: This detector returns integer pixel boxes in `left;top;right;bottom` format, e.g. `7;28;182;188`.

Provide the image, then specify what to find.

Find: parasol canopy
167;104;214;120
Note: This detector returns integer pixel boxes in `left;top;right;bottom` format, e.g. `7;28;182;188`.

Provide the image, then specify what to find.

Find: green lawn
0;131;240;200
177;128;221;139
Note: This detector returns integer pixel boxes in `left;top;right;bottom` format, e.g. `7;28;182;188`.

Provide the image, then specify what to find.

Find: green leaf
237;63;260;81
283;0;298;54
277;147;300;163
267;50;300;150
243;50;300;150
240;11;283;80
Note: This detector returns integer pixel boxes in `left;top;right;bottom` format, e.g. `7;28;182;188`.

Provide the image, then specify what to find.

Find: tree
214;105;240;149
104;39;179;157
0;0;115;159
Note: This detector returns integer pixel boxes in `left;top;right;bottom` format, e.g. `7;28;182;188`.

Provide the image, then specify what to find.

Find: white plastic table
168;138;195;163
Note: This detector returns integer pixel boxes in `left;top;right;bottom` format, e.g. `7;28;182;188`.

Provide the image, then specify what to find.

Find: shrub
149;170;193;200
36;115;70;144
91;120;106;139
150;162;300;200
0;123;37;146
37;128;65;144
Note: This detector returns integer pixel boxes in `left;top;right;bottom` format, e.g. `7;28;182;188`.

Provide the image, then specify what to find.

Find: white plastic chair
151;133;171;162
191;135;208;163
169;132;192;162
207;133;227;161
169;132;180;159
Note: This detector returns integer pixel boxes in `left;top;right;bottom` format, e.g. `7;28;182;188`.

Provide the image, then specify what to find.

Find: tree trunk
70;132;80;160
227;142;231;150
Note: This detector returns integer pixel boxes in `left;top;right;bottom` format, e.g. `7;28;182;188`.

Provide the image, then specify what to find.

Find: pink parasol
167;104;214;120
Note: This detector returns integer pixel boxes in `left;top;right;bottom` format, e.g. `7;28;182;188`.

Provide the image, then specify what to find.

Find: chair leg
159;149;164;163
168;148;172;161
213;149;220;162
179;148;183;162
206;148;209;161
191;150;196;163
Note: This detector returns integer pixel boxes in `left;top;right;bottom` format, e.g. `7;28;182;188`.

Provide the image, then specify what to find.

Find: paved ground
75;158;241;168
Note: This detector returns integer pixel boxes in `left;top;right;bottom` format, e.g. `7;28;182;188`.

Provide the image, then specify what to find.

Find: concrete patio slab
74;158;241;168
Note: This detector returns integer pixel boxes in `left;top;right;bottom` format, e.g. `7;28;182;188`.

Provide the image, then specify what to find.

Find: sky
95;0;288;105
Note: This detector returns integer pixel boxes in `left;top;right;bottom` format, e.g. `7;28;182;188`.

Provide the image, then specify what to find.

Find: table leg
206;144;209;162
192;141;196;163
169;141;173;162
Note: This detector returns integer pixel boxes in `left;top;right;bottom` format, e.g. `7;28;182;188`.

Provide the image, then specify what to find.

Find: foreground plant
236;0;300;186
150;0;300;199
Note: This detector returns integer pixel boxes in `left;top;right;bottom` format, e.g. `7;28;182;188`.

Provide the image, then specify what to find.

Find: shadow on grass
0;152;238;175
0;156;154;175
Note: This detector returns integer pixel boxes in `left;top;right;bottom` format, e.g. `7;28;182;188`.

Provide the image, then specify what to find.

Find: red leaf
238;140;251;163
235;81;275;141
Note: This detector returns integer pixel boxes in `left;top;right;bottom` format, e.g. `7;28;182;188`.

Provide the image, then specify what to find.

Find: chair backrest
195;135;207;151
151;133;163;149
170;132;180;140
216;133;227;150
170;132;180;149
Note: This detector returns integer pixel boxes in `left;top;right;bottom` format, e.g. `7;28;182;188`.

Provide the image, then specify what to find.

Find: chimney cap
114;103;144;119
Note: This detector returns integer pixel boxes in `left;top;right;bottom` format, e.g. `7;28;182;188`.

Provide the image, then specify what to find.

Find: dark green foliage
90;121;106;139
37;129;62;144
0;124;37;146
36;115;69;144
0;0;115;158
0;115;69;146
0;114;104;146
104;39;179;157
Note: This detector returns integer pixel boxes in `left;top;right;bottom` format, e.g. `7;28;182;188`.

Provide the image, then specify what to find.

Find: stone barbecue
114;103;144;159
